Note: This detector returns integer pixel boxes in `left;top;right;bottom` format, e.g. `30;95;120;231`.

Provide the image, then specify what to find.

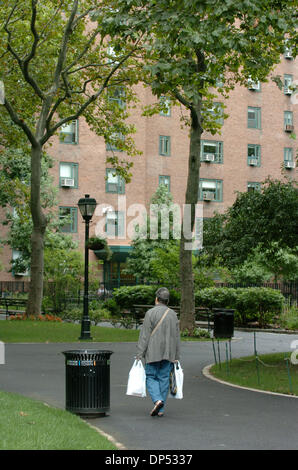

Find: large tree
0;0;142;315
203;178;298;269
101;0;297;331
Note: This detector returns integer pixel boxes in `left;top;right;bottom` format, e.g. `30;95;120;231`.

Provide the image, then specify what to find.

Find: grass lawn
0;320;212;343
0;321;140;343
0;390;117;450
210;352;298;396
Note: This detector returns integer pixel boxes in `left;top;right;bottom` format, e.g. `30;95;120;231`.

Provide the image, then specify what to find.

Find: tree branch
43;40;142;145
51;0;79;91
4;0;45;101
4;98;37;148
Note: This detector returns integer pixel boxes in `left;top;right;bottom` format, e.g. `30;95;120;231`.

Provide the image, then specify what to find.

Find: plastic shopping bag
169;361;183;399
126;359;147;397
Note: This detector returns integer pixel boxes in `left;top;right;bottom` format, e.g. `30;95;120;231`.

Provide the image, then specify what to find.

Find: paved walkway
1;331;298;450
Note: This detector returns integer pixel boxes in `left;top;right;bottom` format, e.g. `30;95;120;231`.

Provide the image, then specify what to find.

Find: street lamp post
78;194;97;340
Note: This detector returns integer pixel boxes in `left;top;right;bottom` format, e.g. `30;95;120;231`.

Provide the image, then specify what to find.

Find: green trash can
63;349;113;417
212;308;234;339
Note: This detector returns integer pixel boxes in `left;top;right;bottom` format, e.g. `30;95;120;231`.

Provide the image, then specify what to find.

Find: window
209;102;224;124
59;120;78;144
284;148;295;169
108;86;126;109
106;211;125;237
201;140;223;163
284;111;294;131
159;175;171;191
159;96;171;116
59;207;77;233
247;144;261;166
199;179;223;202
284;40;293;59
59;162;78;188
284;148;293;161
159;135;171;156
284;75;293;95
12;250;29;277
106;132;124;152
248;78;261;91
107;45;119;65
247;182;261;192
247;107;261;129
106;169;125;194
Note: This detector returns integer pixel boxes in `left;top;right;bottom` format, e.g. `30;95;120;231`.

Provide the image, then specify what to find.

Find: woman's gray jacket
136;304;180;364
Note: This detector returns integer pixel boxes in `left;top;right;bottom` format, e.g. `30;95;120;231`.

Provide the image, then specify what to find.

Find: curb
84;421;127;450
202;363;298;399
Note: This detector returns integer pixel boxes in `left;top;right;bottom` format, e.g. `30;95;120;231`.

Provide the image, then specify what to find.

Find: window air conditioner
285;124;294;132
249;158;258;166
203;153;215;162
284;50;293;60
61;177;74;187
284;161;295;169
202;191;215;201
248;80;260;91
284;87;292;95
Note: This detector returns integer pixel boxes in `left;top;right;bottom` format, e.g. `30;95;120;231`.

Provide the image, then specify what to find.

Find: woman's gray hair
155;287;170;305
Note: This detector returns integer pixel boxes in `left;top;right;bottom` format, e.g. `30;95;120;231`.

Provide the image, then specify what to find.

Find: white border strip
85;421;127;450
202;364;298;399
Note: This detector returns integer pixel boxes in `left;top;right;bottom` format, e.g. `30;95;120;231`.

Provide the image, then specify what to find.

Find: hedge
106;285;284;327
110;285;180;311
195;287;284;327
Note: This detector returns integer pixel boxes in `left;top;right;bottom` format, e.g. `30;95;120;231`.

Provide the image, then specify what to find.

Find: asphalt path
0;330;298;450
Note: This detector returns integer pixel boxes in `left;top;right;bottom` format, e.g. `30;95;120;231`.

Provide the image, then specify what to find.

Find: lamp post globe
78;194;97;340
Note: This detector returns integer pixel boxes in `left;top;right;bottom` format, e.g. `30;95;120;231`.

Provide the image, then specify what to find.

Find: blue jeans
145;360;173;413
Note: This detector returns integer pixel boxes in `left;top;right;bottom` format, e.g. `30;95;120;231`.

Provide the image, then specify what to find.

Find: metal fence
0;280;297;305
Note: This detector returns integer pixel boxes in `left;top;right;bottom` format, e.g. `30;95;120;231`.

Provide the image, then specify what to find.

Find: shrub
181;327;211;339
112;285;180;311
195;287;284;327
102;298;121;317
235;287;284;327
195;287;238;310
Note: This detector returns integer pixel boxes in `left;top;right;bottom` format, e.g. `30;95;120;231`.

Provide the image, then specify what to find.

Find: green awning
94;245;132;262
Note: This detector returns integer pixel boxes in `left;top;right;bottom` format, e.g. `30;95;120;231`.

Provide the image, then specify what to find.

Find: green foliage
203;179;298;271
102;297;121;317
235;287;284;327
124;185;179;281
195;287;284;327
279;305;298;331
181;327;211;339
112;284;180;310
43;249;83;312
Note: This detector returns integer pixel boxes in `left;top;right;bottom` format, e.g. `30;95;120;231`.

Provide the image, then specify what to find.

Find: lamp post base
79;318;92;341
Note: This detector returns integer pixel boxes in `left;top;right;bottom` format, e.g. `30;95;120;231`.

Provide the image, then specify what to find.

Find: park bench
132;304;213;331
0;298;28;319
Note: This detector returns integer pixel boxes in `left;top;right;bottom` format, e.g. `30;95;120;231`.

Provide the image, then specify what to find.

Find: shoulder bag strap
150;308;169;337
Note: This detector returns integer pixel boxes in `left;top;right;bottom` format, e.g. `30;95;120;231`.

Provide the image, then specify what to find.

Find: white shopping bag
126;359;147;397
169;361;183;399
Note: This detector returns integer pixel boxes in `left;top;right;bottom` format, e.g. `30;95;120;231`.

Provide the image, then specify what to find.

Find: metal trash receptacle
212;308;234;339
62;349;113;417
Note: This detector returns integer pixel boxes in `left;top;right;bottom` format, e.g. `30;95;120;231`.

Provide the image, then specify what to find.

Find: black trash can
62;349;113;417
212;308;234;339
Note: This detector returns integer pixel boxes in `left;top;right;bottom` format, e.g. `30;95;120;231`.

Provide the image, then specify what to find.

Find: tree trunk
25;144;47;317
179;104;202;333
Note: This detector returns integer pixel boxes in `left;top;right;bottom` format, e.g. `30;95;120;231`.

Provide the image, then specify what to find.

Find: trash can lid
62;350;113;359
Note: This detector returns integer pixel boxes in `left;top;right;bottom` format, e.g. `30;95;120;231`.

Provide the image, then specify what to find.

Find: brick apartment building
0;51;297;288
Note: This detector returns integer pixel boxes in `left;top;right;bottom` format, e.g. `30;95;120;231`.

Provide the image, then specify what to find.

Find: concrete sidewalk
0;331;298;450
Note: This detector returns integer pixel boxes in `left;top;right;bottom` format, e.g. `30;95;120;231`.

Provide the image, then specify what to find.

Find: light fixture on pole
78;194;97;340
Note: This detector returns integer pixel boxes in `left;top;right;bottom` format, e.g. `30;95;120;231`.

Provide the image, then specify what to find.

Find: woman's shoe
150;400;164;416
